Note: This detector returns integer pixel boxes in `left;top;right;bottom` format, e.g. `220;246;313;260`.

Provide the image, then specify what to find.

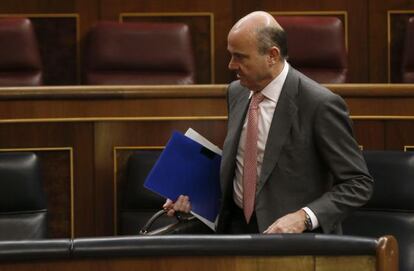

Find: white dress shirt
232;61;319;230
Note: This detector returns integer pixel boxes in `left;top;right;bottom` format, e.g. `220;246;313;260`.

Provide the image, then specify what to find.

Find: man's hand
263;209;307;234
162;195;192;217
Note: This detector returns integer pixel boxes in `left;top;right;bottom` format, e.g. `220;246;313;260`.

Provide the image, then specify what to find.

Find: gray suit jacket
217;67;374;234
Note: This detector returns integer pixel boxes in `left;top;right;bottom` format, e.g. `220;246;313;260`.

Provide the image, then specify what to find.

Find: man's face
227;31;273;92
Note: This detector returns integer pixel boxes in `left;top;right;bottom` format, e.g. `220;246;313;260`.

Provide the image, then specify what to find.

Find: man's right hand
163;195;192;217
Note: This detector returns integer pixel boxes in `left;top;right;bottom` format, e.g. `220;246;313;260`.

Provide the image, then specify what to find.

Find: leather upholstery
72;234;377;257
84;22;195;85
402;17;414;83
0;239;71;260
0;234;380;261
0;18;42;86
0;152;47;240
343;151;414;271
276;16;348;83
119;151;176;234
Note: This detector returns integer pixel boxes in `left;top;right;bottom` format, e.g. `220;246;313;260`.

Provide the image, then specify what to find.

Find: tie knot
250;92;265;109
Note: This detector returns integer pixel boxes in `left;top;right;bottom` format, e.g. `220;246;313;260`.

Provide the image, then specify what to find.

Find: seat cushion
0;212;47;240
402;17;414;83
0;18;42;86
84;22;195;85
276;16;347;83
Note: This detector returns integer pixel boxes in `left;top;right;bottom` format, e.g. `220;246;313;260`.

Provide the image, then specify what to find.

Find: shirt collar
249;61;289;103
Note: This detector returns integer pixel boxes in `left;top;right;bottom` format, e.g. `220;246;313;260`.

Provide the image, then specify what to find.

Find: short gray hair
256;26;288;60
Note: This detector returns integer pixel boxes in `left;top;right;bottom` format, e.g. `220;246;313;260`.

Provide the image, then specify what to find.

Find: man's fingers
163;195;192;216
173;195;191;213
263;211;306;234
163;198;173;209
184;201;191;212
166;208;176;217
264;222;283;234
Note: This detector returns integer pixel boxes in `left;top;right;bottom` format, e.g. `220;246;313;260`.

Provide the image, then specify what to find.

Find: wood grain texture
376;236;399;271
0;256;315;271
368;0;414;82
0;85;413;236
316;256;376;271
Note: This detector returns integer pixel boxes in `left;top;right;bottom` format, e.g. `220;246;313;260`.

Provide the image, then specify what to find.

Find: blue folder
144;131;221;223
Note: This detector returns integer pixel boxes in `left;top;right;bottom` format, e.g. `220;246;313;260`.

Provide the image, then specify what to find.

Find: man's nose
228;57;237;70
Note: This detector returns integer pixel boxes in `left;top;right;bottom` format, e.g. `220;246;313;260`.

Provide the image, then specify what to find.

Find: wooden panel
388;12;414;82
316;256;376;271
0;1;76;13
385;121;414;150
369;0;414;82
71;122;96;237
353;120;385;150
37;150;72;238
0;256;315;271
32;15;78;85
0;86;228;120
0;255;385;271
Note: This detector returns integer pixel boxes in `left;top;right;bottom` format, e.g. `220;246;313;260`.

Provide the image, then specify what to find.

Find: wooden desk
0;235;399;271
0;84;413;237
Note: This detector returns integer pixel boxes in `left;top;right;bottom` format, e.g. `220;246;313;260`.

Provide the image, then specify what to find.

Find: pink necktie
243;92;265;223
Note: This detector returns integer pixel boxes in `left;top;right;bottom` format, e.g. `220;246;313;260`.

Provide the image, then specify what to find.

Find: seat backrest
342;151;414;271
84;21;195;85
0;152;47;240
119;150;176;234
401;17;414;83
0;18;42;86
276;16;348;83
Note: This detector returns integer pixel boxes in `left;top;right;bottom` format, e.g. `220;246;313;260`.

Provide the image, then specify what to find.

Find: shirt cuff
302;207;319;230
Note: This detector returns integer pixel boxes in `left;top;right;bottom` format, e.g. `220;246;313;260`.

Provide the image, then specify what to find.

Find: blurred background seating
343;151;414;271
118;150;176;235
0;152;47;240
277;16;348;83
401;17;414;83
83;21;195;85
0;18;42;86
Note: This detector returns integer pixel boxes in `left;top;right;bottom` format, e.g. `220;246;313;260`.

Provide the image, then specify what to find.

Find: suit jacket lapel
220;87;250;196
230;91;250;143
256;68;299;195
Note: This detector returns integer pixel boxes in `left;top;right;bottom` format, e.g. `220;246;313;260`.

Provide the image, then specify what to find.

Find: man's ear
268;46;281;65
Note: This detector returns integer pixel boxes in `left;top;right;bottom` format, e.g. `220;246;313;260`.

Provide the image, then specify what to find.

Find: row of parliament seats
0;234;392;271
0;150;412;269
2;16;414;86
122;150;414;271
0;152;47;240
402;17;414;83
0;18;43;86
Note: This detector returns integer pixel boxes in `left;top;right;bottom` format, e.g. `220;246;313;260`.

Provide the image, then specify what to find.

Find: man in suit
164;11;373;234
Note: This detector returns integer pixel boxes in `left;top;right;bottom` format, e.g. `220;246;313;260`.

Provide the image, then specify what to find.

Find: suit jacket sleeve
307;93;374;233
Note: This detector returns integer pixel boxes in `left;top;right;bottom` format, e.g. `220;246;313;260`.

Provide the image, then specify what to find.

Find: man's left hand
263;209;307;234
